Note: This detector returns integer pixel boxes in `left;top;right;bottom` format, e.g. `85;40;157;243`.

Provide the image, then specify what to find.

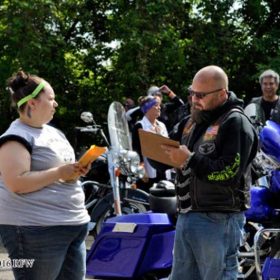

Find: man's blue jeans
0;223;88;280
169;212;245;280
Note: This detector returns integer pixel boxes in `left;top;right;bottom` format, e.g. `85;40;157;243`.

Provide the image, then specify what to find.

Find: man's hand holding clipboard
138;129;193;169
161;144;193;169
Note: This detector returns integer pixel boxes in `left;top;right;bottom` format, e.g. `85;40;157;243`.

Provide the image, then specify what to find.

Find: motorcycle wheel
95;200;147;236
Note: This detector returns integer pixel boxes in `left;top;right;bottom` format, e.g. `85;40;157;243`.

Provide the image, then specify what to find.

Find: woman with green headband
0;71;90;280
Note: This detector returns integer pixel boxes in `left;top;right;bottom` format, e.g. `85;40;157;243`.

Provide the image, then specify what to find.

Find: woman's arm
0;141;85;194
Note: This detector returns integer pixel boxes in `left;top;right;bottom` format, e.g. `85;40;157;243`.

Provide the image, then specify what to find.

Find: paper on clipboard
138;129;181;168
78;145;107;167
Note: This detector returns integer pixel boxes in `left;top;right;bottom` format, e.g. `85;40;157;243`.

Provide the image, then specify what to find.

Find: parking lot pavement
0;236;96;280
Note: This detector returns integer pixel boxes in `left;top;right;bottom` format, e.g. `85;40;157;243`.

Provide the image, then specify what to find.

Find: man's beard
190;105;204;124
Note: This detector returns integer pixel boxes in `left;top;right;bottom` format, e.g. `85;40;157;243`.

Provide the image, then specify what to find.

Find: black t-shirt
261;98;278;121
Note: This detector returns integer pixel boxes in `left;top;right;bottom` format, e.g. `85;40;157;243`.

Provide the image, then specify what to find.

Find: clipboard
66;145;107;181
78;145;107;167
138;129;181;168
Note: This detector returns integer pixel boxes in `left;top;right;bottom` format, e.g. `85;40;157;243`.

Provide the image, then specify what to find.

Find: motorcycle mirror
81;112;94;124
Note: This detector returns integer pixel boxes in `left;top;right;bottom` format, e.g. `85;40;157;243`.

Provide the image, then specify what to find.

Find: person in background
162;65;258;280
122;97;136;132
249;69;280;125
132;95;171;192
0;71;90;280
148;85;187;131
123;97;135;112
126;84;186;132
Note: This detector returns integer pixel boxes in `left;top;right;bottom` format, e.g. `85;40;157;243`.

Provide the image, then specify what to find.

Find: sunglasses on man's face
188;88;223;99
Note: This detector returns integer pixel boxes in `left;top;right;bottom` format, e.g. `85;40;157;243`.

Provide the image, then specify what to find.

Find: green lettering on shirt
207;154;240;181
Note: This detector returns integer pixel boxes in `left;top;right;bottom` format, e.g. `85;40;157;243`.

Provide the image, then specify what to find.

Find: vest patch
182;122;195;138
203;125;219;141
199;142;216;155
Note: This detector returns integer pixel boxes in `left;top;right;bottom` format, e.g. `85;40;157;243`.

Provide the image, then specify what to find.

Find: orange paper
78;145;107;167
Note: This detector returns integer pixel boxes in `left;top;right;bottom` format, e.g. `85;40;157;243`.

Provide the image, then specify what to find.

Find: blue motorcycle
86;180;176;280
239;104;280;279
86;101;176;280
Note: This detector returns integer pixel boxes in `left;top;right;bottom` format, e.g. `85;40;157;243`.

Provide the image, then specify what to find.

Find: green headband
17;82;45;108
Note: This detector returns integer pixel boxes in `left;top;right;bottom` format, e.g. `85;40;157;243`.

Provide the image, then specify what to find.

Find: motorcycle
238;104;280;279
75;106;150;236
86;179;177;280
86;101;178;280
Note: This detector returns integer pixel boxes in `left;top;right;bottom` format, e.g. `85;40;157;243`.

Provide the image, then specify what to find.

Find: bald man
163;65;258;280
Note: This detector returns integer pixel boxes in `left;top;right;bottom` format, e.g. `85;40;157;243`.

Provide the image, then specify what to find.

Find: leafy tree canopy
0;0;279;143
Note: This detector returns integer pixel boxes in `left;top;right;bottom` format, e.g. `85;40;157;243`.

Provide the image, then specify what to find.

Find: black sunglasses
188;88;223;99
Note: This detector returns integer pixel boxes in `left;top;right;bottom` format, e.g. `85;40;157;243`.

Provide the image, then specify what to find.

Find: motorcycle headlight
119;150;140;173
126;151;140;173
134;164;145;179
111;149;144;177
120;149;129;163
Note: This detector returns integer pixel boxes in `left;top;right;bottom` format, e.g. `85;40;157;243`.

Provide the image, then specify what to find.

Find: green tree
0;0;279;140
0;0;113;139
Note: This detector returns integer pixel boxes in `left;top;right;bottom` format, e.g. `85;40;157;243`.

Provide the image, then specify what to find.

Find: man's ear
221;89;227;97
218;89;227;102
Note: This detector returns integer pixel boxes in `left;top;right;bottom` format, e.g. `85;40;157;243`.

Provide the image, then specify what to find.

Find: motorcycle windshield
107;101;132;151
244;103;258;122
